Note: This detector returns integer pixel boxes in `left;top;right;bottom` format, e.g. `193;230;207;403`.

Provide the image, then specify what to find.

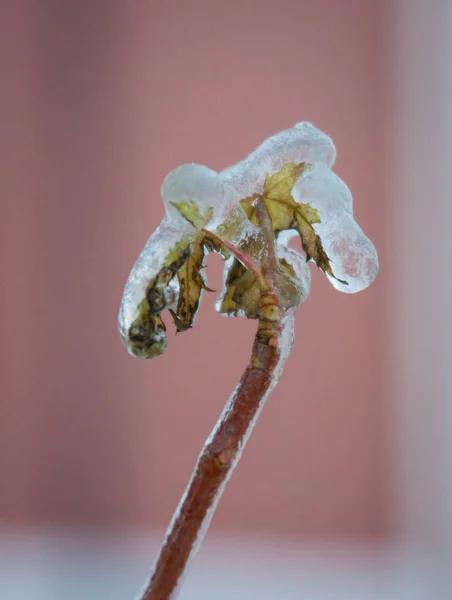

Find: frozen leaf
162;164;236;230
145;245;191;313
264;162;307;204
170;200;213;230
120;230;218;356
127;303;168;358
119;167;244;357
240;162;346;284
292;165;378;292
118;218;195;357
172;238;212;331
216;227;267;318
219;257;253;317
120;233;197;357
213;204;261;250
218;234;309;319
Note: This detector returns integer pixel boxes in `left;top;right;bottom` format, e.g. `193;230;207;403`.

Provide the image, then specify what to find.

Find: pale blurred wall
389;0;452;594
389;0;446;544
1;1;388;538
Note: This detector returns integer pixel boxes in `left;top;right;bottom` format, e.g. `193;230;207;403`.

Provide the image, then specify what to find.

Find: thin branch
255;198;279;291
201;227;267;290
138;308;294;600
138;204;291;600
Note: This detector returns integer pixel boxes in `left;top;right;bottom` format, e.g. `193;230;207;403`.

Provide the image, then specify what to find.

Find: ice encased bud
220;122;336;199
292;165;378;293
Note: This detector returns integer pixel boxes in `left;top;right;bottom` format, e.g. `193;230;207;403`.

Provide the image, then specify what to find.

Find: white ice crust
118;217;194;344
292;164;378;293
162;163;237;230
220;121;336;198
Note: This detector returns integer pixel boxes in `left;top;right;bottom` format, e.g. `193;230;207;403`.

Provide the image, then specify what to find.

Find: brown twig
139;200;291;600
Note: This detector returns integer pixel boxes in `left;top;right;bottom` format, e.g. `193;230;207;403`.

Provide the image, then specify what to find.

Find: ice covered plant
118;122;378;599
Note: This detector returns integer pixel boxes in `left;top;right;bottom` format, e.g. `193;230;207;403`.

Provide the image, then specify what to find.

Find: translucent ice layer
162;163;237;230
220;122;336;199
276;243;312;304
119;165;253;356
292;165;378;293
118;217;194;348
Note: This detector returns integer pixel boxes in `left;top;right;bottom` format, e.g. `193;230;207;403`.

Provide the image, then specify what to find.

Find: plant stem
255;198;279;290
138;200;293;600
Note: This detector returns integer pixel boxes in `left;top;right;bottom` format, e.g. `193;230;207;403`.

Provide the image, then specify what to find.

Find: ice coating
220;122;336;198
119;122;378;358
119;167;242;353
295;164;354;215
292;164;378;293
118;217;194;346
212;203;264;253
144;306;297;596
272;306;296;383
276;243;311;304
119;168;254;354
162;163;237;229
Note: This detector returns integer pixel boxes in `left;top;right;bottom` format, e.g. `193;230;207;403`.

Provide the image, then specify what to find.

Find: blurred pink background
1;0;386;538
6;1;452;598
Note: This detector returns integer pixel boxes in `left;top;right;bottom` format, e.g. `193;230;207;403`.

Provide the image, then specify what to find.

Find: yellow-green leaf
172;238;210;330
264;162;307;199
170;200;213;229
219;258;261;318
